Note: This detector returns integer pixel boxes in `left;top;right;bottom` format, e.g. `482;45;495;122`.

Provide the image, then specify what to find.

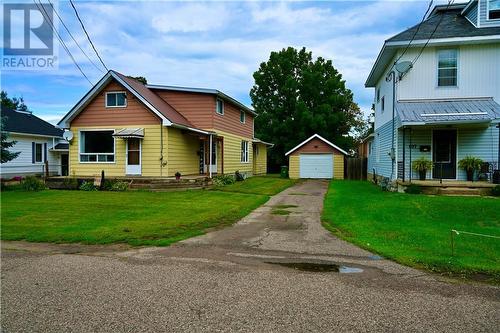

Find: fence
344;157;367;180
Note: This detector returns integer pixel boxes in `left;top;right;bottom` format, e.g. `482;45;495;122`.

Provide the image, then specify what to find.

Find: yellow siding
333;152;344;179
166;127;200;176
253;143;267;175
211;129;253;174
69;124;169;177
289;155;300;179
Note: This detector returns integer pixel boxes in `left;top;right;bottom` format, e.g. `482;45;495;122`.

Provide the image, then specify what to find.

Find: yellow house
57;70;272;178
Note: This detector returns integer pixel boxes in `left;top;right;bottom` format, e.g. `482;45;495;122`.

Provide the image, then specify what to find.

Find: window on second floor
105;92;127;107
240;110;246;123
376;88;380;103
381;96;385;113
489;0;500;19
216;98;224;115
437;49;458;87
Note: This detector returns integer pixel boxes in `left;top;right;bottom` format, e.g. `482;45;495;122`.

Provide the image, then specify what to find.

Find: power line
47;0;104;73
69;0;108;71
33;0;93;85
412;0;455;65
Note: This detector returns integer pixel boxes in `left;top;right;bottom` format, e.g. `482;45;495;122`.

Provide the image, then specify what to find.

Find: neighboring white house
365;0;500;182
1;108;68;179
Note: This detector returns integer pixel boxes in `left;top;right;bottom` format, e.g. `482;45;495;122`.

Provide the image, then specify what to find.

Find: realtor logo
2;2;58;70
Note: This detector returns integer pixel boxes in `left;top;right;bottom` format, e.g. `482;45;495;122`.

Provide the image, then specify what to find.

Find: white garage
299;154;333;178
286;134;348;179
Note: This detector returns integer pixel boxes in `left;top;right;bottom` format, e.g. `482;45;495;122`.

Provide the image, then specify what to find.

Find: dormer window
437;49;458;87
105;92;127;107
240;110;246;123
489;0;500;19
216;98;224;115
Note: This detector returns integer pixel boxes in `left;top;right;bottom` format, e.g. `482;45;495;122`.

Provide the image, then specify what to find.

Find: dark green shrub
21;176;46;191
405;184;422;194
79;181;97;191
110;181;129;191
491;185;500;197
213;174;235;187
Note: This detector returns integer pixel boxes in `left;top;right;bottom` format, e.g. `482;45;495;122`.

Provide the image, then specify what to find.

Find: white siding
479;0;500;27
373;56;397;130
0;134;63;178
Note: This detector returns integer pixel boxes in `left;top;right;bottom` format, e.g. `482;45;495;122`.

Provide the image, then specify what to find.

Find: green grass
218;175;298;196
1;189;268;246
322;181;500;280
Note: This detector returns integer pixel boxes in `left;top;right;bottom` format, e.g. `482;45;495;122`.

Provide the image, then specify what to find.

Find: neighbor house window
437;49;458;87
105;92;127;107
80;130;115;162
216;98;224;115
376;88;380;103
34;143;43;163
489;0;500;19
241;141;249;163
381;96;385;113
240;110;246;123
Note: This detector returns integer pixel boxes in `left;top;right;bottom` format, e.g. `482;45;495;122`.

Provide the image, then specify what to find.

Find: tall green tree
1;91;25;163
250;47;364;170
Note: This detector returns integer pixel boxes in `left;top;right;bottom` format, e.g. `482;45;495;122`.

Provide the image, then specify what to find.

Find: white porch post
209;134;213;178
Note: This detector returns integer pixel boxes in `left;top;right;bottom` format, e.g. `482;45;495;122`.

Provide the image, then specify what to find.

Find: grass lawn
322;181;500;280
218;174;298;196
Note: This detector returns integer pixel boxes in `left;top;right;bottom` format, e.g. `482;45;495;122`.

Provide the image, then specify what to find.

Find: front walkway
2;180;499;332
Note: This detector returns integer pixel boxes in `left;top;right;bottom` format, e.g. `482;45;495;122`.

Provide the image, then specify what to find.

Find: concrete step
438;187;481;196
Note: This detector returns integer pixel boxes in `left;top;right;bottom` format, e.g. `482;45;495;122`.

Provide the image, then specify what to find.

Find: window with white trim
381;96;385;113
80;130;115;162
241;141;249;163
105;92;127;107
437;49;458;87
216;98;224;115
376;88;380;103
35;143;43;163
240;110;246;123
489;0;500;19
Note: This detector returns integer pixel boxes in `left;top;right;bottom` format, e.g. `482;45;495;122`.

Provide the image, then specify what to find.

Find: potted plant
175;171;181;180
412;157;433;181
458;156;483;181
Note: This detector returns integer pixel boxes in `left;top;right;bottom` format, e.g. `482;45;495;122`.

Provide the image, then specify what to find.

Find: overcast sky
2;0;457;124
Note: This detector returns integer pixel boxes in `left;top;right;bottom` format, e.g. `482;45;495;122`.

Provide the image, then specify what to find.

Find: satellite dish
395;61;413;75
63;130;74;141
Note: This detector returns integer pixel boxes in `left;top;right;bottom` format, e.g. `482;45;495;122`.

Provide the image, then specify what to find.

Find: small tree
127;76;147;85
1;116;20;163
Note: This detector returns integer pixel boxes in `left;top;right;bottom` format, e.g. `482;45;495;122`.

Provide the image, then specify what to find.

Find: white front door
299;154;333;179
126;138;141;175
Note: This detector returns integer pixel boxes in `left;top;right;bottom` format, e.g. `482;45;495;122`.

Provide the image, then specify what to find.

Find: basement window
80;130;115;163
489;0;500;19
105;92;127;107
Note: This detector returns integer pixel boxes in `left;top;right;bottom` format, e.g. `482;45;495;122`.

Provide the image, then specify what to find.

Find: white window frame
216;98;224;115
241;141;249;163
488;0;500;20
105;91;127;108
79;129;116;164
240;110;246;124
436;49;459;87
34;143;43;163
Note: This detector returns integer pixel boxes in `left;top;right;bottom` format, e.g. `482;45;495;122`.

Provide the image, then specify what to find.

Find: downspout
386;71;397;181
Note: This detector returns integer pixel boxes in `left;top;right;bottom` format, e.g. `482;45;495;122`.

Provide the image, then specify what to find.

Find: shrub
79;181;97;191
405;184;422;194
412;157;433;172
213;174;235;187
21;176;46;191
110;181;129;191
458;156;483;172
491;185;500;197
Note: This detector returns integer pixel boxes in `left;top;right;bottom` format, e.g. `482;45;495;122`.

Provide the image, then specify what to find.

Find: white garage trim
299;154;333;179
285;134;348;156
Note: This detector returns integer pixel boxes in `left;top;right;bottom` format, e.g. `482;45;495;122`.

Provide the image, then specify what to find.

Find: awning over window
112;128;144;139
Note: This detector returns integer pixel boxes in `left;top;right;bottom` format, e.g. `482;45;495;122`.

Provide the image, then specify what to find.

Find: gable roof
285;134;348;156
1;107;63;137
365;3;500;87
146;84;257;116
57;70;195;129
397;98;500;125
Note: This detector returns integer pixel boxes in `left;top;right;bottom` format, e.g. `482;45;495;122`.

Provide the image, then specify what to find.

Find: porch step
438;187;481;196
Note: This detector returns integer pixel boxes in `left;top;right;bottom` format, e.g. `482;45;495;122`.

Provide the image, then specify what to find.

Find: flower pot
466;169;474;181
175;176;181;181
419;170;426;181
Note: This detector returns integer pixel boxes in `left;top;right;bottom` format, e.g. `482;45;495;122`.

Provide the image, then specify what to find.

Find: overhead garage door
299;154;333;179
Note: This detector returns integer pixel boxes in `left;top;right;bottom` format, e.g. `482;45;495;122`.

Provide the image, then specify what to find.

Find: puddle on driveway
265;262;363;273
368;255;384;260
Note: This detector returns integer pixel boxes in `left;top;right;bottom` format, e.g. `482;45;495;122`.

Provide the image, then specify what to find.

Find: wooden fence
344;157;367;180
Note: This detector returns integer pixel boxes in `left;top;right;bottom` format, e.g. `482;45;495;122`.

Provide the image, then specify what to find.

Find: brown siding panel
213;100;253;138
72;81;161;126
290;138;343;156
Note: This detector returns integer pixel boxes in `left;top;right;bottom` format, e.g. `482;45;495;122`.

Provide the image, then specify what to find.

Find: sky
1;0;458;124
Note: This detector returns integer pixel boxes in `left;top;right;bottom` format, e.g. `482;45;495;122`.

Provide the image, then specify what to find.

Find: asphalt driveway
1;180;499;332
